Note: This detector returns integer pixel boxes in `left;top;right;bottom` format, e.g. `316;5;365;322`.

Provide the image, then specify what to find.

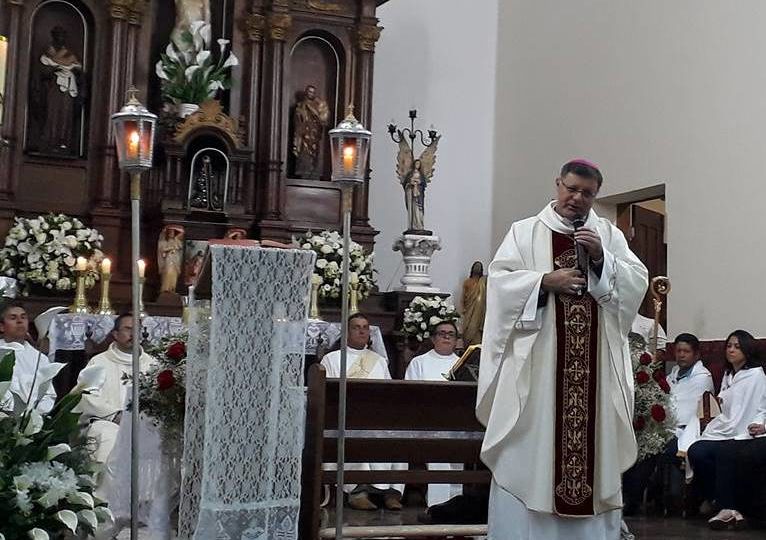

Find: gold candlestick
349;280;360;315
69;271;90;314
96;272;115;315
138;277;147;318
309;274;322;320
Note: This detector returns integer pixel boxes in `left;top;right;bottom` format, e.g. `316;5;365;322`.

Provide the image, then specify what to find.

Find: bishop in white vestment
320;313;406;511
0;302;56;413
478;160;647;539
405;321;463;507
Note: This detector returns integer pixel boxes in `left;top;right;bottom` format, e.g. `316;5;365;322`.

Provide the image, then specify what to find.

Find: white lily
23;410;43;436
217;38;230;53
78;509;98;530
200;23;212;46
56;509;79;533
67;491;94;508
70;364;105;394
207;80;224;93
94;506;115;524
185;65;201;81
1;532;5;540
196;50;211;66
165;43;179;62
27;529;49;540
47;443;72;460
223;53;239;68
155;61;169;80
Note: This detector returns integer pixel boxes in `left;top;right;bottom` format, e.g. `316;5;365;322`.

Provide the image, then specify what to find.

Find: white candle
342;144;355;173
75;256;87;272
0;36;7;122
349;271;359;285
137;259;145;279
311;273;323;285
101;257;111;275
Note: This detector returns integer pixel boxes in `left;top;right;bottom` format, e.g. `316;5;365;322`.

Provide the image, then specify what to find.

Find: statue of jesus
172;0;211;50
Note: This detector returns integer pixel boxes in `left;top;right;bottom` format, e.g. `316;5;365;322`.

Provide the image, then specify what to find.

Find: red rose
651;404;666;423
636;370;650;384
157;369;175;391
639;353;653;365
633;416;646;431
653;369;666;382
658;378;671;394
166;341;186;361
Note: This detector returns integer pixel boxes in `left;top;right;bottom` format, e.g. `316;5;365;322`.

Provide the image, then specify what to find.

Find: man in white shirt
76;313;155;468
405;320;463;507
0;300;56;412
320;313;404;511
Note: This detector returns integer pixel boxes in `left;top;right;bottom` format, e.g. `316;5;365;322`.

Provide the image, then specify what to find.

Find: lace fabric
179;245;315;540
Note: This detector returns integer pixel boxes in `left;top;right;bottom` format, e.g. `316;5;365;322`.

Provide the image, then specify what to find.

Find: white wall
370;0;499;302
493;0;766;339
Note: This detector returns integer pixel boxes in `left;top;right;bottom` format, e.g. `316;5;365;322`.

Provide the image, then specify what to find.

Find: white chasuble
478;203;647;538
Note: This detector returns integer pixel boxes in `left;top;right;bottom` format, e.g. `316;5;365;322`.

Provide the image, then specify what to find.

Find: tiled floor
115;511;766;539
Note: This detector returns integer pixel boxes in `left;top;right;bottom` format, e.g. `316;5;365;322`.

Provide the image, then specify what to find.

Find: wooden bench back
300;364;490;539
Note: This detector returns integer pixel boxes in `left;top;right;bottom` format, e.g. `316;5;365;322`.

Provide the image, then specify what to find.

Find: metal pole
335;185;353;540
130;171;143;540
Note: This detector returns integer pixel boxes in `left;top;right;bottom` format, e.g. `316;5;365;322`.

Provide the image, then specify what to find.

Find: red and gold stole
551;231;599;516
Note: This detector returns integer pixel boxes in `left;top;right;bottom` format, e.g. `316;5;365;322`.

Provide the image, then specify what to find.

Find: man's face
348;317;370;349
431;323;457;356
306;86;316;100
112;317;134;352
0;307;29;342
674;342;698;369
555;173;600;221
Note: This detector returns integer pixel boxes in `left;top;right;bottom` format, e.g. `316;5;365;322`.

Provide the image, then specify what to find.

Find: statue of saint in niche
28;26;85;156
189;151;227;212
292;85;330;178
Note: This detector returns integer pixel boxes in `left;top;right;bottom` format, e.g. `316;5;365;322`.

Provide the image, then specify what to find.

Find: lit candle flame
342;144;355;173
101;257;111;275
127;130;140;158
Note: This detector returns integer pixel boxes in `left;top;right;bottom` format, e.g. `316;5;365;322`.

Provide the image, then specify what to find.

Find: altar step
318;524;488;538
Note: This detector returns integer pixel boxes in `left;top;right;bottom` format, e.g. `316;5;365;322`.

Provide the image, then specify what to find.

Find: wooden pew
300;364;490;539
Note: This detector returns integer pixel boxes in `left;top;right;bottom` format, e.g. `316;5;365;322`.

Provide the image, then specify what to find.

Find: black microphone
572;217;589;294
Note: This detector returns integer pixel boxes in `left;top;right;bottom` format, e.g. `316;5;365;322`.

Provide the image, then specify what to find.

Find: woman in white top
686;330;766;530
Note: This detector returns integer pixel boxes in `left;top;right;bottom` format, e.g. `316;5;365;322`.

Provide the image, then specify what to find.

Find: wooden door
626;204;667;327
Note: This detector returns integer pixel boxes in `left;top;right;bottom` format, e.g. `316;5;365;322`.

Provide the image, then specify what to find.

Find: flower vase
178;103;199;118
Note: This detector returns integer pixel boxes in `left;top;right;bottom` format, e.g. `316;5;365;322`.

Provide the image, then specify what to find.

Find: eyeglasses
434;331;457;339
558;178;598;201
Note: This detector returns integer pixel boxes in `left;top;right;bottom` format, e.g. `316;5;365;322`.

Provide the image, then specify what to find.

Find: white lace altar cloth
305;319;387;359
179;245;315;540
47;313;185;358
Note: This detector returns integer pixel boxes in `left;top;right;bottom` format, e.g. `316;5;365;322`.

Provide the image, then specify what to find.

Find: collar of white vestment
427;349;458;360
539;201;599;234
105;342;141;366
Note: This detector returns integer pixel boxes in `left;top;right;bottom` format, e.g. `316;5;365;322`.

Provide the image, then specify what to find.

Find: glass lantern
111;87;157;172
328;105;371;185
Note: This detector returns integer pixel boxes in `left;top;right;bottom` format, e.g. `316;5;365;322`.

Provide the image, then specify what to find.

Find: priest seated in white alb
320;312;405;511
0;300;56;413
405;320;464;508
75;314;155;469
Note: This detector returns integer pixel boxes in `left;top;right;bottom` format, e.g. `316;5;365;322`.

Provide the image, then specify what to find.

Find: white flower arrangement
402;295;460;342
1;352;113;539
0;213;104;294
299;230;376;301
155;20;239;105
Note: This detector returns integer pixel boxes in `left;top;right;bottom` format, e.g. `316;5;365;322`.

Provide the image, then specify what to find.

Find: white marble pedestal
392;233;442;292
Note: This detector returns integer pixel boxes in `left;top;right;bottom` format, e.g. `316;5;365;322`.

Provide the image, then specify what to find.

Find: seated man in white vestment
320;312;405;511
405;320;463;507
76;314;155;469
0;300;56;412
478;159;648;540
623;332;714;514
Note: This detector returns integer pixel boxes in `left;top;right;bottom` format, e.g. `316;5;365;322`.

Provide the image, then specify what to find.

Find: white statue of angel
395;132;440;233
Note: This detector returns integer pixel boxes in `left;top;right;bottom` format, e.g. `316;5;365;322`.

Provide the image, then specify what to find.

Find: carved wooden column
0;0;25;201
351;21;381;228
243;11;266;215
260;7;291;220
94;0;132;209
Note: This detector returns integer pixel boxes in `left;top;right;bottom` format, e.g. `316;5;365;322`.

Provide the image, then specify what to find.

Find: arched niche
24;0;94;158
287;32;345;180
186;141;230;213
